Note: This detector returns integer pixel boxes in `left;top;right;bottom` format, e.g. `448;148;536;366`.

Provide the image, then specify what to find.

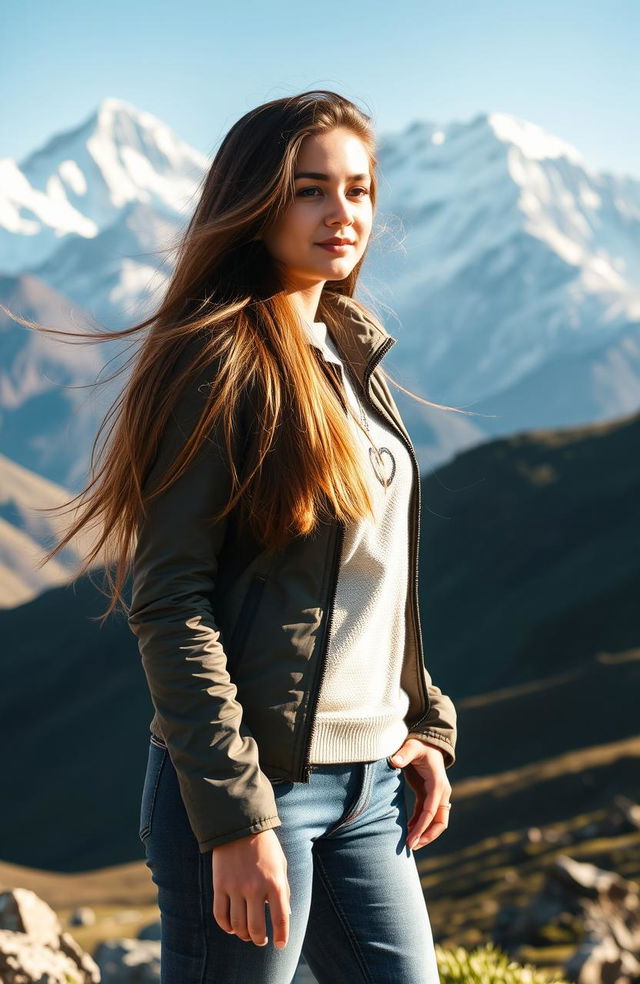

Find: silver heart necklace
351;386;396;488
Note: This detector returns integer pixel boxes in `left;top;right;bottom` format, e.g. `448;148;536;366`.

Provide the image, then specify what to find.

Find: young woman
21;89;461;983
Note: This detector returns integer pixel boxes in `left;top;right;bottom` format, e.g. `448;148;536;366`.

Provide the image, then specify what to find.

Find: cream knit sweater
303;319;426;765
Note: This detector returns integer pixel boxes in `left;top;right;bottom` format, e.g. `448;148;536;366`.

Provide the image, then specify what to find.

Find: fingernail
276;941;286;949
395;755;404;764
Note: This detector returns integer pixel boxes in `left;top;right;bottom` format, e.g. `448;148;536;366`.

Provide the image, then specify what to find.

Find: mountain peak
97;96;138;115
384;111;585;169
486;111;584;165
91;96;172;145
11;95;209;253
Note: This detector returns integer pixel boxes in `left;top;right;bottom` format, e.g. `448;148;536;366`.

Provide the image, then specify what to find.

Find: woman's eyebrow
293;171;370;181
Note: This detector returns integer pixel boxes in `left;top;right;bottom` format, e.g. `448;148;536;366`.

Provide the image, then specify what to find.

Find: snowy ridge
370;111;640;405
0;97;208;277
1;98;640;497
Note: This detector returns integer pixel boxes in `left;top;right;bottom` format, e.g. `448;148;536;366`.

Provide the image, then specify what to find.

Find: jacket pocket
139;739;168;843
227;572;267;673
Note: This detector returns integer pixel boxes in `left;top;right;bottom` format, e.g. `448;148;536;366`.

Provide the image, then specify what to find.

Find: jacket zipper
299;519;345;782
297;335;430;782
361;338;431;732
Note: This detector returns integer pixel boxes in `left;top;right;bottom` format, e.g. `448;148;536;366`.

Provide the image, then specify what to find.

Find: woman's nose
325;196;354;224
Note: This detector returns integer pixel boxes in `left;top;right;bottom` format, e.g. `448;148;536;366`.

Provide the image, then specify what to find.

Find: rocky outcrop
0;888;321;983
496;851;640;983
560;856;640;984
0;887;100;983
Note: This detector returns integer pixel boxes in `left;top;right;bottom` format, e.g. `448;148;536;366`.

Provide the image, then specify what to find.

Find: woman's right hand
211;828;291;949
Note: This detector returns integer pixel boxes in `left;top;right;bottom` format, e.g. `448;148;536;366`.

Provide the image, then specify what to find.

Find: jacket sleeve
407;676;457;769
127;342;281;853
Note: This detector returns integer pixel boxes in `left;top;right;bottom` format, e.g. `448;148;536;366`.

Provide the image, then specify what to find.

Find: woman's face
263;126;373;289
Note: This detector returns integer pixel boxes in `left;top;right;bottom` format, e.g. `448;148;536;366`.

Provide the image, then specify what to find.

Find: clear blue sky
2;0;637;178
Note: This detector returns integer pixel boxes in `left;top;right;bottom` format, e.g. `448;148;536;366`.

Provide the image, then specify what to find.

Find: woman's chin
312;257;355;276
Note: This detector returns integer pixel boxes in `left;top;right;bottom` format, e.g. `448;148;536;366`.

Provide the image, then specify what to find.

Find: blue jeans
139;735;441;983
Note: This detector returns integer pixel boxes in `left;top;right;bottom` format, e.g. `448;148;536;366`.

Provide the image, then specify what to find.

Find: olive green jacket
128;294;457;853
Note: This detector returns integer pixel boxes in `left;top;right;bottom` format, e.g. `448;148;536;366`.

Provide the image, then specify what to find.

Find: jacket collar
300;318;344;370
321;294;397;390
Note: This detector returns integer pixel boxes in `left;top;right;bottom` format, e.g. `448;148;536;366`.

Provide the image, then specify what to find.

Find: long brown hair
1;89;481;622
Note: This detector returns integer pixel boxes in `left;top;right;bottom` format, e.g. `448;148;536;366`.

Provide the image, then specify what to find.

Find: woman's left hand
389;738;452;851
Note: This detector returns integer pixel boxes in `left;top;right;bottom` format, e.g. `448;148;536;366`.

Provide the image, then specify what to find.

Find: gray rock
138;919;161;941
0;888;100;984
94;938;161;983
69;907;96;927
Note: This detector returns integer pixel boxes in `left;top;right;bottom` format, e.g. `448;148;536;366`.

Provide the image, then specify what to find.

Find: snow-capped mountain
1;97;640;493
0;97;207;326
368;112;640;410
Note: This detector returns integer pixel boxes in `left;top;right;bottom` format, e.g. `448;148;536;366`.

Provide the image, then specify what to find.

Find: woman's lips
315;243;354;253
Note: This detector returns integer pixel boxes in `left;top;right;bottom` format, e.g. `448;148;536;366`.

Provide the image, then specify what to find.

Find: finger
407;795;440;845
229;893;251;942
413;819;448;848
268;884;290;950
428;805;452;831
246;895;269;947
407;796;426;830
412;806;451;848
212;890;233;935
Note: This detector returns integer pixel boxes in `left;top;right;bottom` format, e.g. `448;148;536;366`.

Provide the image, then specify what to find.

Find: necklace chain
318;342;396;489
353;386;370;434
350;379;396;489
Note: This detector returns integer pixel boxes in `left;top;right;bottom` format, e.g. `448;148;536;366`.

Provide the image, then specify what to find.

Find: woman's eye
297;187;370;198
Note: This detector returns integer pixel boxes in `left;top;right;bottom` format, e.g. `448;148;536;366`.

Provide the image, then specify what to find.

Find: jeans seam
343;764;374;826
327;763;374;835
313;850;373;983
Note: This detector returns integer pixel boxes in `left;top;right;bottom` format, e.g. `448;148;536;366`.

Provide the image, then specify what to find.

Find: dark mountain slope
1;408;638;870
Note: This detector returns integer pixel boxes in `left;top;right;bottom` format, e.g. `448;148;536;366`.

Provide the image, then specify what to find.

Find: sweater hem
308;714;410;764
